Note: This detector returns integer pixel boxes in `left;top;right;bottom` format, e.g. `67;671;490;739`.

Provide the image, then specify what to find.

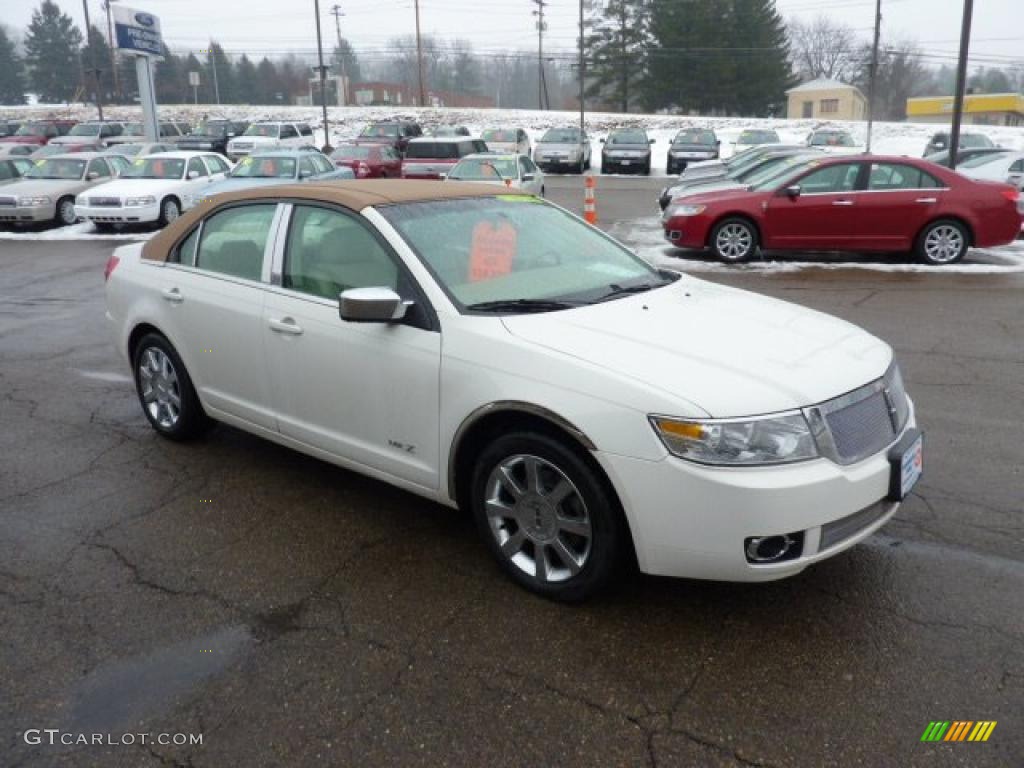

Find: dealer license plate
888;430;923;501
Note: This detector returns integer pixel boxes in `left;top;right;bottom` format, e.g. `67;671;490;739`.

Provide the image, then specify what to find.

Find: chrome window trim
268;202;292;285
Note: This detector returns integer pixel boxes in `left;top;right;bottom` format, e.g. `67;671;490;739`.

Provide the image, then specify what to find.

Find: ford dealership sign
112;6;163;57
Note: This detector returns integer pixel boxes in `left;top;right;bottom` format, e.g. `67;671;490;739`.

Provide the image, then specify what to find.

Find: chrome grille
0;196;14;207
89;197;122;207
820;501;890;551
805;363;910;466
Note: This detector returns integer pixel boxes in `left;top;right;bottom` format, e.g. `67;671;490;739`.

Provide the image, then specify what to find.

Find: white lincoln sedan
104;181;922;600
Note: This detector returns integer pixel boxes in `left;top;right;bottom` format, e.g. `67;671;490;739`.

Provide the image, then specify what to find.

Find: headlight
650;413;819;466
18;196;50;206
666;204;706;217
124;196;155;207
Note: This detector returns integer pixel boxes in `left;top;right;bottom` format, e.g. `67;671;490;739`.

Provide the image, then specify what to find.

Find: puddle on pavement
63;624;253;733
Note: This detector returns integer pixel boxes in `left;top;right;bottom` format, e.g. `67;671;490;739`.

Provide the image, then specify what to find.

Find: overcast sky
4;0;1021;71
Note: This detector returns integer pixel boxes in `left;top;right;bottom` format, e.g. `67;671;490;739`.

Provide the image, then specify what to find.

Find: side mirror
187;170;199;179
784;184;801;199
522;173;534;181
339;287;409;323
298;169;312;179
649;138;656;144
87;171;99;180
716;140;722;147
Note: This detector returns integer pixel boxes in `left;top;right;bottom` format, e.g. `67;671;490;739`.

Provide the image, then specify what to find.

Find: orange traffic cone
583;174;597;225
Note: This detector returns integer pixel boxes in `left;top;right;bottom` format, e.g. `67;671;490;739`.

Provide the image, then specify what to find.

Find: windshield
25;158;86;180
15;124;50;137
607;131;648;145
110;144;144;156
230;155;297;178
810;131;855;147
120;157;186;180
727;150;785;178
432;127;465;136
360;124;400;138
244;124;280;138
482;129;516;142
749;157;821;190
332;145;371;160
960;134;994;148
123;123;144;136
540;129;581;143
673;129;715;146
958;151;1010;168
196;122;230;137
68;124;101;136
737;130;779;145
449;157;518;180
405;142;461;160
380;197;661;310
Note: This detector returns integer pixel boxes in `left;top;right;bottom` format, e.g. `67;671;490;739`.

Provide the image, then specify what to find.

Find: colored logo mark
921;721;997;742
134;12;156;26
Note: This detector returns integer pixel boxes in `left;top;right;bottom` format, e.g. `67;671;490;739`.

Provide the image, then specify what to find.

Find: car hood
0;136;43;145
670;186;760;205
501;278;891;417
536;142;583;152
230;136;278;144
670;143;716;153
0;178;88;196
86;178;187;196
203;177;294;195
50;136;97;144
605;143;650;152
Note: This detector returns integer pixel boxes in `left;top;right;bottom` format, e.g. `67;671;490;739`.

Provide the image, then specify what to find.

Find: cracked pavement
2;190;1022;767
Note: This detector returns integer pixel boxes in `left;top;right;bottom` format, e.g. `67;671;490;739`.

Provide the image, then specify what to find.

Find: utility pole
865;0;882;153
313;0;332;151
102;0;119;103
414;0;426;105
949;0;975;171
532;0;547;110
330;4;348;106
209;42;221;105
80;0;104;120
578;0;584;136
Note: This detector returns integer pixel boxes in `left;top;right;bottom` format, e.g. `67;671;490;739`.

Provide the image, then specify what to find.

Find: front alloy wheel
472;431;624;601
158;198;180;227
918;220;968;265
711;217;758;263
56;197;76;226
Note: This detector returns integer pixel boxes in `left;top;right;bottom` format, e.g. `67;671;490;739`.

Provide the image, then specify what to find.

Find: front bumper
535;156;582;171
76;202;160;224
597;414;916;581
603;155;650;172
662;214;714;248
0;204;56;223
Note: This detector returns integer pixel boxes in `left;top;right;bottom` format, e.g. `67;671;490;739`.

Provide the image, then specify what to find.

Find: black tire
471;430;626;601
540;186;546;198
915;219;969;265
643;161;651;176
666;161;676;175
584;155;591;171
55;196;76;227
578;157;586;174
131;333;211;441
710;216;759;263
157;197;180;228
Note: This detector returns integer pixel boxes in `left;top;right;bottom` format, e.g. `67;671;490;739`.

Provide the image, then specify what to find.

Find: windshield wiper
466;298;579;313
593;279;672;303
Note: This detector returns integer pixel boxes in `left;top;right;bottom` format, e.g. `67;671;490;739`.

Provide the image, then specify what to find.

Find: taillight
999;187;1019;203
104;254;120;282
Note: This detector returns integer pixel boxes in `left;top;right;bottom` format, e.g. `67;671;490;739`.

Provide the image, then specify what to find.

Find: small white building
786;78;867;121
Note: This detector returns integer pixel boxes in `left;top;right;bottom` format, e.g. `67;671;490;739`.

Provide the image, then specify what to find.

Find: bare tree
788;16;858;83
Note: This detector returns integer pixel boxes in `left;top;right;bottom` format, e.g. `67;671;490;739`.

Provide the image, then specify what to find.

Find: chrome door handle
162;287;184;304
832;200;854;206
915;197;937;204
268;317;303;336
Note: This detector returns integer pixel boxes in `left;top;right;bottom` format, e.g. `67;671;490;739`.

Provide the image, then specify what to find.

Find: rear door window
187;157;208;178
195;204;277;281
797;163;861;194
867;163;942;190
280;125;298;139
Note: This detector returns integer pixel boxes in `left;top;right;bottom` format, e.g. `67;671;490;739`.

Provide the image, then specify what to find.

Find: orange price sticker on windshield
468;220;517;282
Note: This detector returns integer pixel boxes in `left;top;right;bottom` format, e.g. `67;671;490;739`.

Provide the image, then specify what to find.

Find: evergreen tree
254;57;282;104
730;0;792;115
234;54;257;104
154;45;185;103
24;0;83;103
206;42;234;103
585;0;650;112
332;38;361;86
82;25;114;103
0;27;27;105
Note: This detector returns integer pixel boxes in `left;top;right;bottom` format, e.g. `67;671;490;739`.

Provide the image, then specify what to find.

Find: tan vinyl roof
142;179;510;262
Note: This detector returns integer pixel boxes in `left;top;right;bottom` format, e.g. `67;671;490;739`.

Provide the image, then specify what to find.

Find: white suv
227;122;315;161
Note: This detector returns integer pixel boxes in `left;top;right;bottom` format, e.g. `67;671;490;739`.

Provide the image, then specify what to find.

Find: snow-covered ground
4;102;1024;178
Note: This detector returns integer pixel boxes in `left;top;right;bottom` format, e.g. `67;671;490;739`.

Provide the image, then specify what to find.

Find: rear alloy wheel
472;431;624;601
711;217;758;263
917;220;968;265
157;197;180;227
56;196;76;226
132;333;210;440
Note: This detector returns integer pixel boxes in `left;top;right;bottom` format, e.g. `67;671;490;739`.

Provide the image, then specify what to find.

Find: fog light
744;532;803;564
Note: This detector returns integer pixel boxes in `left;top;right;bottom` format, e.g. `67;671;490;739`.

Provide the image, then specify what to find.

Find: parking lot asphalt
2;184;1022;766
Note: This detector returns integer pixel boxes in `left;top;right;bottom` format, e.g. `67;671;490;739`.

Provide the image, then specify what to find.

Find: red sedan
329;143;402;178
662;155;1023;265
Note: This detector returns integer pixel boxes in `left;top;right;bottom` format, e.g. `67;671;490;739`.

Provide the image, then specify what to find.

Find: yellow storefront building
906;93;1024;126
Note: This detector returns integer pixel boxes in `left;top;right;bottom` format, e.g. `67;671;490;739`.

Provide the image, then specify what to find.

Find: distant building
349;81;494;109
906;93;1024;126
786;78;867;121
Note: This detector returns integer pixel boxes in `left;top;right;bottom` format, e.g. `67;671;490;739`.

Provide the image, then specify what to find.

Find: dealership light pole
532;0;547;110
102;0;120;102
330;4;348;106
578;0;585;137
81;0;105;120
208;41;220;105
414;0;426;105
948;0;975;171
313;0;332;151
864;0;881;153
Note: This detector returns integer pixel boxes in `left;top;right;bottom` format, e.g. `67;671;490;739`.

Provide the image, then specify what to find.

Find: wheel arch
127;322;166;361
706;212;763;249
916;215;975;248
